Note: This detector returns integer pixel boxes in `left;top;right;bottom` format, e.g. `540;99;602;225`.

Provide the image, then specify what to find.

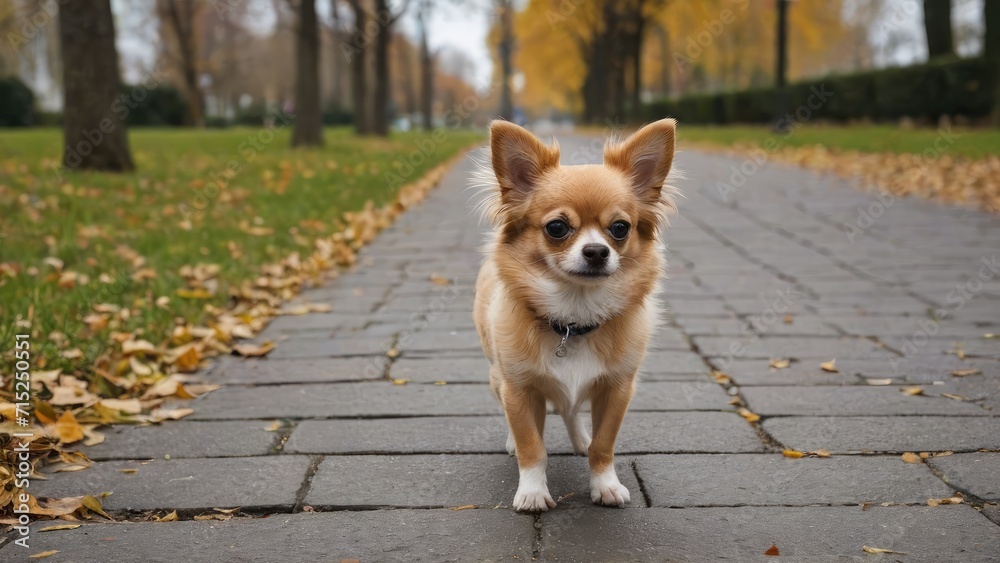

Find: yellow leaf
819;359;838;373
54;410;84;443
769;358;791;369
927;494;963;507
99;398;143;414
149;407;195;422
901;452;923;464
155;510;179;522
392;378;410;386
900;386;924;396
232;341;276;357
81;495;110;519
737;408;760;423
863;546;906;555
173;345;202;372
122;339;157;355
949;369;980;377
711;371;732;384
814;449;831;458
450;504;476;510
38;524;82;532
941;393;968;401
29;551;60;559
193;513;231;521
387;347;401;359
430;274;451;286
783;449;806;459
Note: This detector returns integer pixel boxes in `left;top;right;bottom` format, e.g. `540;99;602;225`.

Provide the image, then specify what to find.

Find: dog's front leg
501;385;555;512
588;377;635;508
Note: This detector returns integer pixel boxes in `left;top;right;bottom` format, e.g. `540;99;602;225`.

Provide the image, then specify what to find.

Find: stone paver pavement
8;137;1000;561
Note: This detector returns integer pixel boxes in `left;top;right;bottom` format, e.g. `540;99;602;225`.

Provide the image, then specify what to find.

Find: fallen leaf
783;315;793;324
901;452;923;464
392;378;411;385
119;468;139;474
941;393;968;401
927;494;963;507
450;504;476;511
148;407;195;422
172;345;201;372
737;408;760;423
711;370;732;384
769;358;790;369
29;551;60;559
950;369;981;377
819;359;838;373
783;449;806;459
814;449;831;458
81;495;110;518
155;510;179;522
60;348;83;360
38;524;82;532
863;546;906;555
430;274;451;286
764;545;780;556
865;378;893;386
99;398;143;414
54;410;85;443
193;513;231;521
386;347;401;359
232;341;276;357
122;339;157;355
900;386;924;396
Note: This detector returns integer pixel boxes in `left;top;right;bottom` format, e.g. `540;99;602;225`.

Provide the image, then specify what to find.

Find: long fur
472;119;680;512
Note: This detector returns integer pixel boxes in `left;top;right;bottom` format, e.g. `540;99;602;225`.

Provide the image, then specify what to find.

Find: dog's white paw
513;487;557;512
590;468;630;508
505;432;516;456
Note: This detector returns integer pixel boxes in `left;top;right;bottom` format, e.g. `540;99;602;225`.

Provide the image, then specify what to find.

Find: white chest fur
539;335;606;412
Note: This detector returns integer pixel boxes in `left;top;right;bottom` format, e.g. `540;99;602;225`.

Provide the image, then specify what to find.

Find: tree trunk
773;0;789;130
330;0;343;110
348;0;372;134
497;0;514;121
628;19;645;121
293;0;323;147
419;5;433;131
163;0;204;127
986;0;1000;126
372;0;391;136
58;0;134;172
923;0;954;59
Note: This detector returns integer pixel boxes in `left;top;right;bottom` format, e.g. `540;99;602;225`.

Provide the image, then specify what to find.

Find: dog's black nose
582;243;610;266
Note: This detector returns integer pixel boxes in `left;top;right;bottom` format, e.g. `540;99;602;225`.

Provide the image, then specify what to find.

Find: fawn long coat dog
473;119;677;511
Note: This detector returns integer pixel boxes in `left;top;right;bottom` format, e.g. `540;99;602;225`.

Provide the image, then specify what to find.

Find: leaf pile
773;146;1000;213
0;147;468;521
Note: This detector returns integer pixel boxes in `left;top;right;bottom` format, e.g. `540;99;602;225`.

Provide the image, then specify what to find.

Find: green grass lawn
678;124;1000;160
0;126;482;375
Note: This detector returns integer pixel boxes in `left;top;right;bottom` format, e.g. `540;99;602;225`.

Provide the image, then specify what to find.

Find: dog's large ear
490;120;560;203
604;118;676;204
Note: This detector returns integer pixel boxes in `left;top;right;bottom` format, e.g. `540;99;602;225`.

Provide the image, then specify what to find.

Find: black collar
549;320;599;337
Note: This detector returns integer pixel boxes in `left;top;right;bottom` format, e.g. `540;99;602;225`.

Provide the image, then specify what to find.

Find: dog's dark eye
609;221;630;240
545;220;570;239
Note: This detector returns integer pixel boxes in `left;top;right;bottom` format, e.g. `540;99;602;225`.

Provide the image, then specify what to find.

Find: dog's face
486;120;677;324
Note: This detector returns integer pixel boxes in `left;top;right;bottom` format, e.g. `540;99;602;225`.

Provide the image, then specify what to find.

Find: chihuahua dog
473;119;677;511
